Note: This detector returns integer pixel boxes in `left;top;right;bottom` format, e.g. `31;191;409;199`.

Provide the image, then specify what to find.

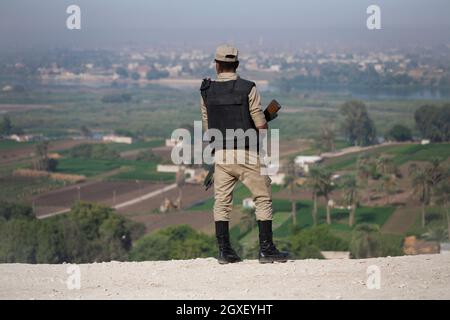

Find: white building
264;162;286;185
165;138;182;147
320;251;350;259
294;155;323;173
8;134;40;142
157;164;180;173
242;198;255;209
270;173;286;185
103;135;133;144
440;243;450;255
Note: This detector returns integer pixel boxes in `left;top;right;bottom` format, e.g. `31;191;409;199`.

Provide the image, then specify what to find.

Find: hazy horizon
1;0;450;50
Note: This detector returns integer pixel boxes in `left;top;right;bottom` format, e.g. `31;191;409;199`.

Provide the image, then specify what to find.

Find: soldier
200;44;289;264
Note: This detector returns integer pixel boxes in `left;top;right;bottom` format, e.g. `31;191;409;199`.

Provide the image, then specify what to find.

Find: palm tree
434;179;450;241
320;170;334;225
306;166;321;226
34;141;49;171
319;123;336;152
427;158;446;199
422;226;449;242
283;159;301;226
341;174;359;227
175;168;186;210
240;207;256;234
410;164;430;228
376;155;396;176
357;153;375;203
380;174;397;205
350;224;381;258
307;166;334;225
409;159;446;228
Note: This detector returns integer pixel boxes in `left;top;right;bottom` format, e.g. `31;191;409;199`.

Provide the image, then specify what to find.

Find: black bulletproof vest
200;77;257;150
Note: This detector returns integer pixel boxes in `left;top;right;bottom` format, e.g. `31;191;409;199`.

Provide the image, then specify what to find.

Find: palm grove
280;100;450;257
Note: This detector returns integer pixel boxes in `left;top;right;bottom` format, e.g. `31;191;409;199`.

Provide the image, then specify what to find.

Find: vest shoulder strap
234;78;255;94
200;78;211;104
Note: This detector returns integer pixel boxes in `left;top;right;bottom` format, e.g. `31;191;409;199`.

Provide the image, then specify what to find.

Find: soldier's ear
215;62;220;73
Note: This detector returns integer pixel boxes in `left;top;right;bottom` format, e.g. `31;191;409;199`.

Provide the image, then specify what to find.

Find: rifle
203;99;282;191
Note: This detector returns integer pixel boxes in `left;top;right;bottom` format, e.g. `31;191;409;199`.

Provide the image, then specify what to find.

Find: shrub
101;93;132;103
386;124;412;142
414;103;450;142
349;224;382;258
289;225;349;259
130;225;216;261
0;201;34;220
0;201;141;263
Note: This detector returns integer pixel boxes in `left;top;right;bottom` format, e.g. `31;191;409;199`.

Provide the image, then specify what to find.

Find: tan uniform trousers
213;149;273;222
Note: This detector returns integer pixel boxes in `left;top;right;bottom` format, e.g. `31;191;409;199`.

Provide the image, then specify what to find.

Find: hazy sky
1;0;449;50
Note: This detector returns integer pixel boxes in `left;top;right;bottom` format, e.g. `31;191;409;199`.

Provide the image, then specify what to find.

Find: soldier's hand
204;176;214;191
203;164;215;191
264;110;278;122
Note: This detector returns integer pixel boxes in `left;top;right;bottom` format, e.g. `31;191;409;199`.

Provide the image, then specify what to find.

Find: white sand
1;254;449;300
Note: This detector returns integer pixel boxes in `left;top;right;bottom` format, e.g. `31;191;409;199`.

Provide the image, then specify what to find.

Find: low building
264;163;286;185
157;164;180;173
294;155;323;173
103;135;133;144
165;138;182;147
321;251;350;259
270;173;286;185
440;243;450;255
8;134;41;142
242;198;255;210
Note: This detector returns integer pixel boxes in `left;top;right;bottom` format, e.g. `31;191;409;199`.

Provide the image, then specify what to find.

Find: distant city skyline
0;0;449;50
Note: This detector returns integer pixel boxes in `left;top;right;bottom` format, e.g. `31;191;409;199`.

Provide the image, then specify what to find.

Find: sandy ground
1;254;449;300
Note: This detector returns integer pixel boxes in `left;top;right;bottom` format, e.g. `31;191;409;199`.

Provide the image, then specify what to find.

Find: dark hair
215;60;239;72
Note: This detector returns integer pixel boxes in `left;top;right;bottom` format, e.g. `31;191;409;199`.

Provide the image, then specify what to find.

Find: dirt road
1;254;449;300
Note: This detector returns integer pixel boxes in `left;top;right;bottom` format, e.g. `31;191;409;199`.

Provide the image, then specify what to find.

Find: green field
109;162;173;182
56;158;124;176
324;142;450;171
4;83;449;141
105;139;164;152
0;140;35;151
230;197;395;254
273;199;395;238
56;157;174;181
0;176;64;203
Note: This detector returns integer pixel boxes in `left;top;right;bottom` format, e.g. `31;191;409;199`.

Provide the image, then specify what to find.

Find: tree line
320;101;450;150
0;201;217;264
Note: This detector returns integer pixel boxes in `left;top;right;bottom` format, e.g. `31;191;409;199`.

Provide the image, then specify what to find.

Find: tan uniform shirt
200;72;267;131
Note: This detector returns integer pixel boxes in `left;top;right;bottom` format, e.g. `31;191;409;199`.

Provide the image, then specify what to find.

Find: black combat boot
258;220;289;263
215;221;242;264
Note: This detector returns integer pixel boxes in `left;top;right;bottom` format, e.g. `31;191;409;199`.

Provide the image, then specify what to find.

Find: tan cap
215;44;239;62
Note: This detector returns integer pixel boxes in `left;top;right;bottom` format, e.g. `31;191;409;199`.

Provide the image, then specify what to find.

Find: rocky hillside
1;254;449;299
